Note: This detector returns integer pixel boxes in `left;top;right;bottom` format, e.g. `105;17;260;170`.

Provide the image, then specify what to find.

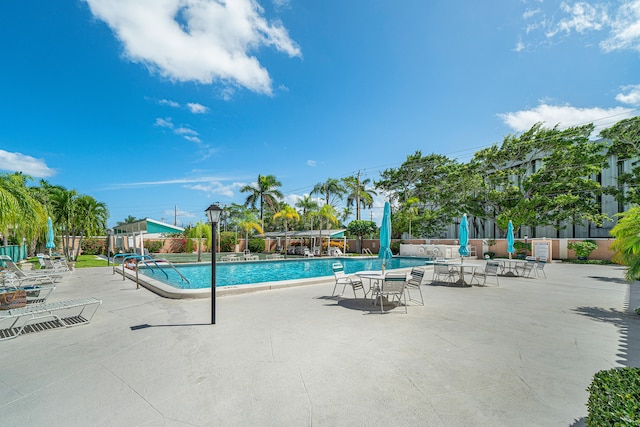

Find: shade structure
46;217;55;256
378;201;393;271
506;220;515;259
458;214;470;261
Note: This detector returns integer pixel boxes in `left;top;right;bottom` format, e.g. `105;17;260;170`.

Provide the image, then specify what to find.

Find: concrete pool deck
1;262;639;426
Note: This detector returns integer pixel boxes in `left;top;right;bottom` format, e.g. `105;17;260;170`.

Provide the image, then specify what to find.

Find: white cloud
183;135;202;143
159;99;180;108
498;103;635;135
307;160;316;167
601;0;640;51
155;117;174;128
84;0;301;95
174;127;198;136
187;181;244;198
616;84;640;105
187;102;208;114
0;150;55;177
550;2;608;37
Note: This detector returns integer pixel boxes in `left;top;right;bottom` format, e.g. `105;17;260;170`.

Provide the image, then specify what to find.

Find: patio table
355;270;384;298
443;262;484;286
498;259;527;277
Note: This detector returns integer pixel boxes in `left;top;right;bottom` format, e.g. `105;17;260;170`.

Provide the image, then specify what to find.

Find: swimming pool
139;257;428;289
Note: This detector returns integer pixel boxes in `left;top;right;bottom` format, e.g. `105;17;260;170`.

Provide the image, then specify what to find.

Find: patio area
1;262;639;426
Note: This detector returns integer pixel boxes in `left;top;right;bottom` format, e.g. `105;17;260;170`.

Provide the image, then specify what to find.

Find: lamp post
205;203;222;325
524;235;529;257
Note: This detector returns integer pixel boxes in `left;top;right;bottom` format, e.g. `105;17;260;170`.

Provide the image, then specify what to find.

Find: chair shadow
317;295;402;313
587;275;628;285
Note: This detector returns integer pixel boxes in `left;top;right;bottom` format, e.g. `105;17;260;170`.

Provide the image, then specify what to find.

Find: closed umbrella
507;220;515;259
378;201;393;273
458;214;469;263
46;217;55;256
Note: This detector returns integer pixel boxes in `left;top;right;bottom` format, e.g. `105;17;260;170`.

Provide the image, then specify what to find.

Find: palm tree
340;206;353;225
237;211;264;253
75;195;109;257
342;175;377;220
403;197;420;238
0;173;47;246
295;195;319;230
273;205;300;258
311;204;339;254
311;178;346;207
187;221;211;262
240;174;283;230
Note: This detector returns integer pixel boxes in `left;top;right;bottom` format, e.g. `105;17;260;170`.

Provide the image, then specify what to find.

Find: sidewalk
1;262;639;426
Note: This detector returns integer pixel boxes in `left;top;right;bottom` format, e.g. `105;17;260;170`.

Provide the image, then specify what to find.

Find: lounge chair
470;261;500;286
376;273;408;314
303;248;314;257
0;256;62;285
405;267;425;305
1;283;56;305
0;297;101;340
331;263;366;298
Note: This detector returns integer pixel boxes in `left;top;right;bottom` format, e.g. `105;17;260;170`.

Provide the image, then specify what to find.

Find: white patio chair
331;263;366;298
405;267;425;305
376;273;408;314
432;263;458;284
470;261;500;287
535;257;548;279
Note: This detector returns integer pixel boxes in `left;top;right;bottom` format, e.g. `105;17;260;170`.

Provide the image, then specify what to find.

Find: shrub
219;232;237;252
185;238;195;253
568;240;598;259
390;240;402;255
143;240;163;253
81;237;106;255
169;238;187;253
586;367;640;426
484;251;496;259
248;238;265;253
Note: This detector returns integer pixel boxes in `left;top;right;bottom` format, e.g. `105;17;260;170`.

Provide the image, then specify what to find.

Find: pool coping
114;258;426;299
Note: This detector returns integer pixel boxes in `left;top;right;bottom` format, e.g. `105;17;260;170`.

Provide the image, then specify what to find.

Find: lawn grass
74;255;109;268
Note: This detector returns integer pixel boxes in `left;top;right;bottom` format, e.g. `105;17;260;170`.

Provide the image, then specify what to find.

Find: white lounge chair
0;256;62;285
0;297;101;341
1;283;56;305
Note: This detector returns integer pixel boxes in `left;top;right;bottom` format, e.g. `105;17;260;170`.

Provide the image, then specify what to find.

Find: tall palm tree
311;178;346;207
237;211;264;252
342;175;377;220
403;197;420;238
340;206;353;225
240;174;283;230
273;205;300;258
295;195;319;230
310;204;339;254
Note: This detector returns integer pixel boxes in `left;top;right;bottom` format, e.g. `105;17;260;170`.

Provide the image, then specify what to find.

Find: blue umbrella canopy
458;214;470;259
46;217;55;253
507;220;515;258
378;201;393;269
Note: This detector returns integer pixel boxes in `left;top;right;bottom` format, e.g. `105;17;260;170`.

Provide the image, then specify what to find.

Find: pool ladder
113;253;190;287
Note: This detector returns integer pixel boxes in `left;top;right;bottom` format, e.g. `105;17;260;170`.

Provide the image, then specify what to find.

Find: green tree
343;174;377;220
347;220;377;254
600;116;640;206
473;122;609;237
403;197;420;238
75;195;109;257
610;207;640;281
0;173;47;246
310;204;339;253
273;205;300;258
237;211;264;252
311;178;346;207
187;221;211;262
295;195;319;231
240;174;283;230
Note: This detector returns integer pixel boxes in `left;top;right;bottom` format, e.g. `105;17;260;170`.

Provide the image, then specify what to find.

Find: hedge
586;367;640;426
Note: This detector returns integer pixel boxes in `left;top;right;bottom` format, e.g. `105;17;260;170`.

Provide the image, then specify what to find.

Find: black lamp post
205;203;222;325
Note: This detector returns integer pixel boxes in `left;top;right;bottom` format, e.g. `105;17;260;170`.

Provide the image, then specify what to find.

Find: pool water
139;257;428;289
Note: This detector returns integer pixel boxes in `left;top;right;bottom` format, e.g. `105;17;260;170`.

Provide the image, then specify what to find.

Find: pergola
113;218;184;254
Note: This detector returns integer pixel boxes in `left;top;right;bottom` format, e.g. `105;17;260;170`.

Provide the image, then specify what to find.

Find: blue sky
2;0;639;227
